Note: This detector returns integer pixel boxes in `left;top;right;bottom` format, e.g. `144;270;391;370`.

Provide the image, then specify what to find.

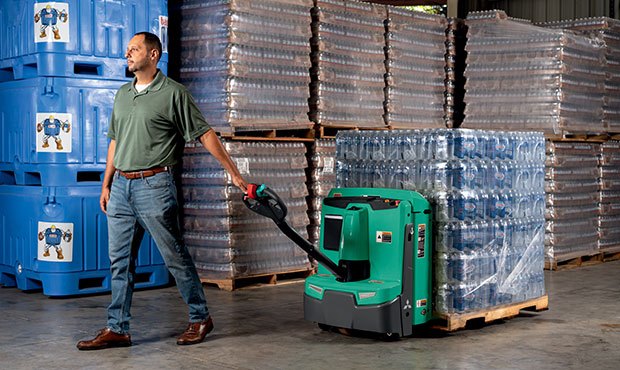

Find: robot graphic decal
36;113;72;153
38;222;73;262
34;2;69;43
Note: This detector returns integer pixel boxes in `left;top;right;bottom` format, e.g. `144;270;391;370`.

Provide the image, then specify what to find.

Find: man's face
125;35;152;73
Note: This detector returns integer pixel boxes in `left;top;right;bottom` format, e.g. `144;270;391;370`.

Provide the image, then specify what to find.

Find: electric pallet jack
244;184;433;338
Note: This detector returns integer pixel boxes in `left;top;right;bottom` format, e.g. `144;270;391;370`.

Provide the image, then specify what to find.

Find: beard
127;59;146;73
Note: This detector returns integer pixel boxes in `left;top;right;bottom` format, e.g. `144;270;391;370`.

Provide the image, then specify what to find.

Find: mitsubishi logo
403;299;412;310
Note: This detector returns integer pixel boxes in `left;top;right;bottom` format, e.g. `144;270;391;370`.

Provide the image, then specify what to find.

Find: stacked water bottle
179;0;313;133
384;6;448;128
0;0;169;296
310;0;387;128
598;141;620;251
545;142;600;264
543;18;620;133
336;129;546;314
306;139;337;246
181;140;312;280
462;10;606;135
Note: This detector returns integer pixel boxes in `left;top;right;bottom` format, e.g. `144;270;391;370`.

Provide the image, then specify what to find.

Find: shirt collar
127;69;165;93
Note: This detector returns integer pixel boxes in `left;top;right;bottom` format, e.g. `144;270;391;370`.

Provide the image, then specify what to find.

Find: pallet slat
545;252;605;270
432;295;549;332
216;126;315;141
200;268;314;291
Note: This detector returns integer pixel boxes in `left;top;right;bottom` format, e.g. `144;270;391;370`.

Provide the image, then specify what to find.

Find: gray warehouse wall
466;0;618;22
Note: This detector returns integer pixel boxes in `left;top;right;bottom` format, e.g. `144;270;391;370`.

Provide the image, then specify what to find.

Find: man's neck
134;67;158;85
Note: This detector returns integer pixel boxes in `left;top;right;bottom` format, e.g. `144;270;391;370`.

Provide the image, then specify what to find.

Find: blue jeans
106;171;208;334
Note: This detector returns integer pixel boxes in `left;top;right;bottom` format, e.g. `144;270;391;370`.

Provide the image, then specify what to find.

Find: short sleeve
174;87;211;141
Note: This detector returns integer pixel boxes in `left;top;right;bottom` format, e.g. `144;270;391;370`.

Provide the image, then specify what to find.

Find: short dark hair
135;32;162;62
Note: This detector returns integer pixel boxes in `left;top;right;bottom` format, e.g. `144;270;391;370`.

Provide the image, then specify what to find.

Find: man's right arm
100;139;117;214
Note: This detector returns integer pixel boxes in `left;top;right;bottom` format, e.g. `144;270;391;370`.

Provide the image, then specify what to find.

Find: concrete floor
1;261;619;370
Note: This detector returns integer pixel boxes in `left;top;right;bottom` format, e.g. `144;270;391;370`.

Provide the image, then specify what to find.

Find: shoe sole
77;342;132;351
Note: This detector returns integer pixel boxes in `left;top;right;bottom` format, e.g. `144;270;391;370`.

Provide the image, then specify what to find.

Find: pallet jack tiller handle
243;184;346;281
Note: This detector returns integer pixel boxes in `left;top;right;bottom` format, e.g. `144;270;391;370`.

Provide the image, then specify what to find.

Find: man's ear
150;49;159;62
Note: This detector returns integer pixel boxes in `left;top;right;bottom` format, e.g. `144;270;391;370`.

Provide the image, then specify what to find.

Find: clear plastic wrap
462;10;606;135
310;0;387;127
179;0;313;132
546;192;599;207
384;6;448;129
189;243;309;265
336;129;546;314
194;255;312;280
545;204;600;220
542;18;620;130
435;217;545;313
182;140;311;280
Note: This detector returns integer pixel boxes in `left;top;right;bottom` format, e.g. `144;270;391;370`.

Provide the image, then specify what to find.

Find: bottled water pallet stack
181;140;312;290
461;10;606;136
310;0;387;128
545;141;602;270
336;129;547;326
179;0;314;135
598;141;620;260
0;0;170;295
306;139;336;246
542;18;620;134
384;7;448;129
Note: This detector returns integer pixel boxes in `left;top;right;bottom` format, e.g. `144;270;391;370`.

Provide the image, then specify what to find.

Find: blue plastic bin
0;76;124;186
0;184;169;296
0;0;168;81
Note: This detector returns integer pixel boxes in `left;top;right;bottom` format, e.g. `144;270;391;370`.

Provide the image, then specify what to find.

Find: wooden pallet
217;126;315;142
200;268;314;291
431;295;549;332
545;252;604;271
601;246;620;262
317;124;389;139
545;132;612;142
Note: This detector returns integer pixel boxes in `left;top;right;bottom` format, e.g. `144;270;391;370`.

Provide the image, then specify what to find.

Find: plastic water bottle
397;131;417;160
384;131;399;160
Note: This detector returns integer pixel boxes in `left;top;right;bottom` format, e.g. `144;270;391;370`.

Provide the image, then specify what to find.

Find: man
77;32;247;350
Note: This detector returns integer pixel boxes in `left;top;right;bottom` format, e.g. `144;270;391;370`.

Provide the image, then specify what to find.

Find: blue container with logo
0;0;168;81
0;184;168;296
0;76;125;185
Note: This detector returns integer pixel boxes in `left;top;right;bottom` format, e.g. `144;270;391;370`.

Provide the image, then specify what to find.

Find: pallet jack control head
243;183;288;224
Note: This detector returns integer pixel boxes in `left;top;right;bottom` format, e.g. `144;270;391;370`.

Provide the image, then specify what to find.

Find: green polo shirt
108;70;211;171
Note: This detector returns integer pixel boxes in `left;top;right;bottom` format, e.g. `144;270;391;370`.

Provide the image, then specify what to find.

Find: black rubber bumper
304;291;404;336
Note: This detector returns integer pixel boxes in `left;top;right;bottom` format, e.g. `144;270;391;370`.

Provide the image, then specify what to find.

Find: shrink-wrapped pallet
462;10;606;135
384;7;448;129
543;18;620;132
182;140;311;280
336;129;546;314
310;0;387;128
179;0;313;133
545;141;601;263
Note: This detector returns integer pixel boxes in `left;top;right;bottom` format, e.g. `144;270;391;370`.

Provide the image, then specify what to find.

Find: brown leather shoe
177;317;214;345
76;328;131;350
